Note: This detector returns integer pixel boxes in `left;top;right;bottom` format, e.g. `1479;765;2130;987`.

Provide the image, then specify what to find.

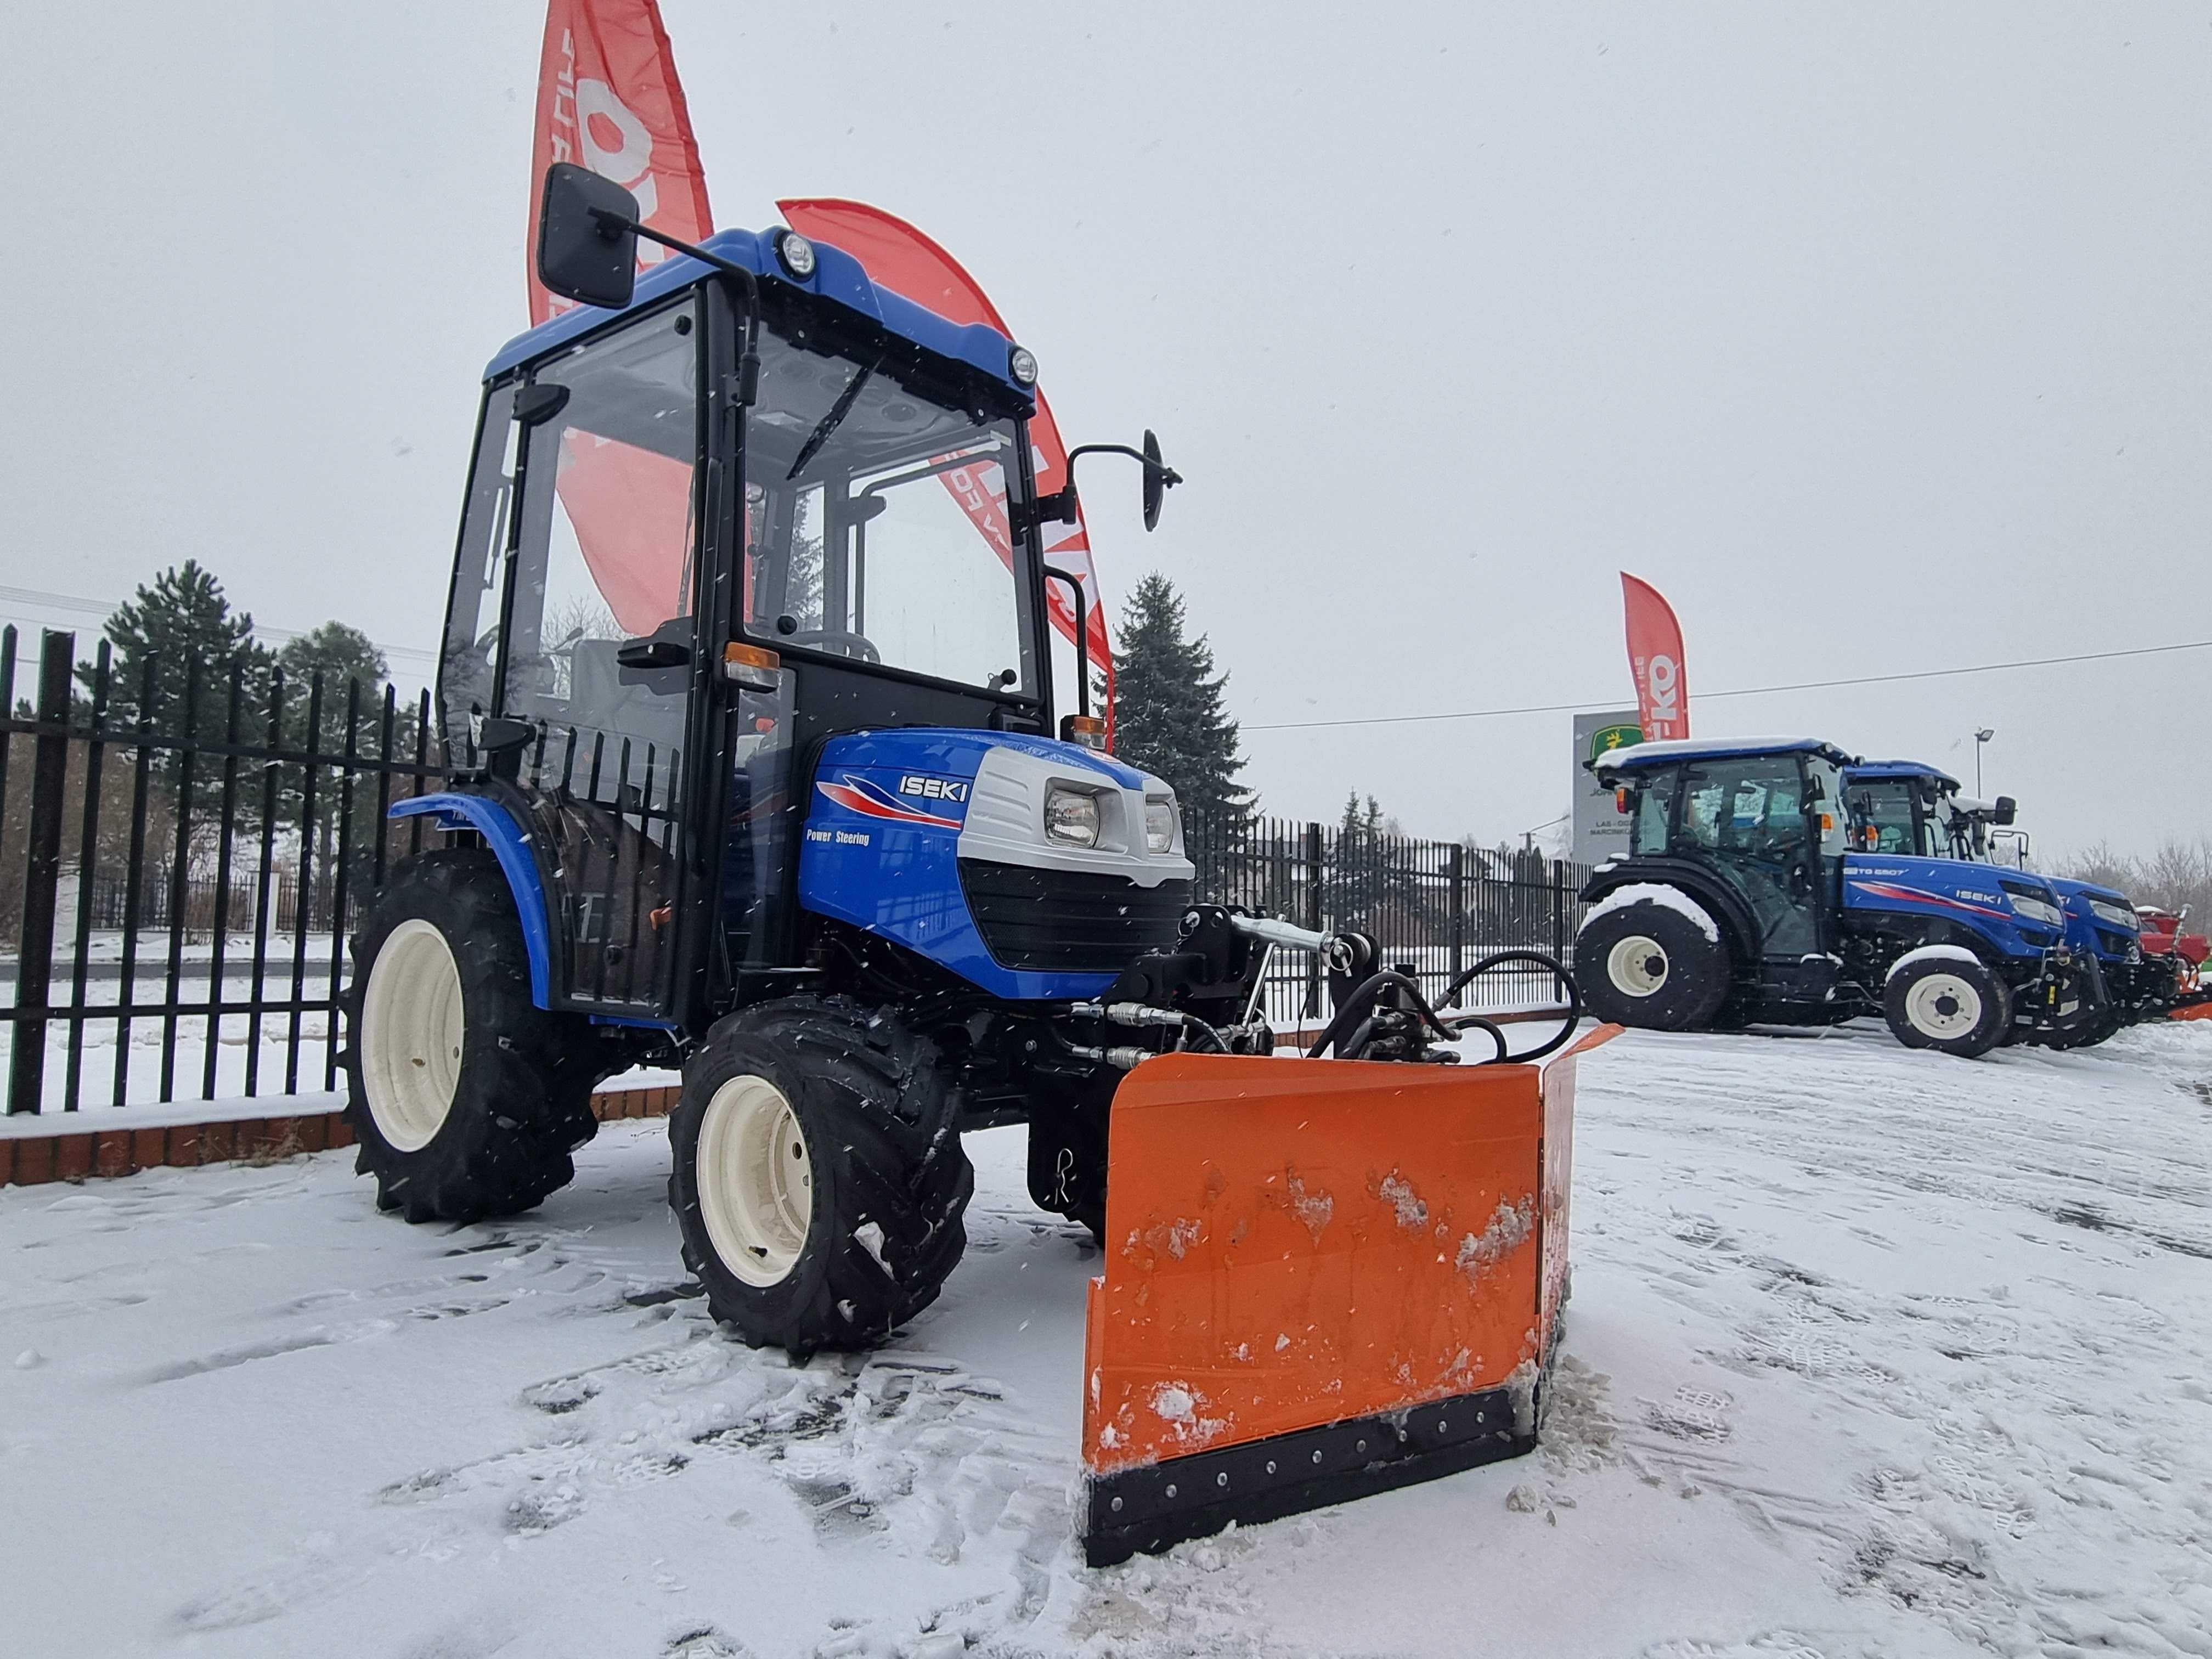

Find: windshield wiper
787;358;879;480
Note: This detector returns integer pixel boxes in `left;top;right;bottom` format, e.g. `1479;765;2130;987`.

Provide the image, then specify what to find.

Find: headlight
1008;345;1039;386
2008;893;2065;929
1044;785;1099;847
774;229;817;279
1144;796;1177;854
2088;899;2137;932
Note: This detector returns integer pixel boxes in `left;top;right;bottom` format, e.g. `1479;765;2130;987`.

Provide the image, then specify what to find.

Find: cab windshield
741;307;1039;698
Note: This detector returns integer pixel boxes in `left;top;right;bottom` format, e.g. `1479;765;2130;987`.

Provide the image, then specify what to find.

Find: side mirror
1141;428;1177;531
615;638;691;671
1994;795;2017;826
538;162;640;311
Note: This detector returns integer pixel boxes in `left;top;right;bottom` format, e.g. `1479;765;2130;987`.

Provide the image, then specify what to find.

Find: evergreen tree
279;623;388;732
1104;573;1251;828
80;561;274;815
276;624;393;900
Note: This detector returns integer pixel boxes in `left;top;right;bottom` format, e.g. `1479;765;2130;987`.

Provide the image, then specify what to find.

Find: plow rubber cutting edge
1080;1026;1620;1566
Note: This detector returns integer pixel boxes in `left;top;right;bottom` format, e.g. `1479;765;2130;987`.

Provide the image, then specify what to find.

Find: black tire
1883;952;2011;1058
669;996;973;1357
2040;1004;2123;1052
1573;895;1732;1031
342;848;603;1223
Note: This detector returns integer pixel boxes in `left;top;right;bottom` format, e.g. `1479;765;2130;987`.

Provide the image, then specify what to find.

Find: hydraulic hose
1303;970;1458;1060
1304;953;1582;1065
1440;950;1582;1063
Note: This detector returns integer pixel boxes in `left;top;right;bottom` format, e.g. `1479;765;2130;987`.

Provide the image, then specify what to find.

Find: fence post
1302;820;1324;1017
1447;842;1465;1002
9;631;75;1114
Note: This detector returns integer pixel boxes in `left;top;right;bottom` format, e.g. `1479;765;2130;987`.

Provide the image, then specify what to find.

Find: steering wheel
782;628;881;664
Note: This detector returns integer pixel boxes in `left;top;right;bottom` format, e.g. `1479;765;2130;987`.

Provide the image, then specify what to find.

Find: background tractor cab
1576;737;2098;1057
1846;760;2179;1042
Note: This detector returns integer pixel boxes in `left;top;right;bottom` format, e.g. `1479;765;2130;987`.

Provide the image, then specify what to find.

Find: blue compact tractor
1575;738;2101;1057
1843;760;2182;1045
340;167;1562;1358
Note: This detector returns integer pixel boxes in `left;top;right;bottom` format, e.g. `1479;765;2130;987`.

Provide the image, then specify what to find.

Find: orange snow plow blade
1080;1026;1619;1565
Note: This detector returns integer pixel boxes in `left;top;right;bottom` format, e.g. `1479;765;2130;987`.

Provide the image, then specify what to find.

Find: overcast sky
3;2;2207;855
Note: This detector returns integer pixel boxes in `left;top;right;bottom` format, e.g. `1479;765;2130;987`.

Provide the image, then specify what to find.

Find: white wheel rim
697;1076;814;1288
1905;972;1983;1040
1606;934;1670;997
360;919;465;1153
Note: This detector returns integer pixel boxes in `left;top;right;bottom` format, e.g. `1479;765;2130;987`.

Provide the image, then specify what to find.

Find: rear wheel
1884;955;2011;1058
669;996;973;1357
342;848;603;1222
1574;896;1731;1030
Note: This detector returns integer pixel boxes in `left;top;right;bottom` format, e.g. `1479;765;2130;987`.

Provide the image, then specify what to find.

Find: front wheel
1574;894;1732;1030
669;996;973;1357
1884;952;2011;1058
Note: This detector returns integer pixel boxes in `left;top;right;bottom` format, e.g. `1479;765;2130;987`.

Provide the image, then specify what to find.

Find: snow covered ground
3;1019;2208;1657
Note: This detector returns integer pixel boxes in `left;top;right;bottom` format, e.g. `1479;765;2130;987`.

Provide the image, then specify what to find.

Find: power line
1244;637;2212;734
0;583;441;669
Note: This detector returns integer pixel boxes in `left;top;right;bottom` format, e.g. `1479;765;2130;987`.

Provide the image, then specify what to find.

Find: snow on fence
1;624;1592;1115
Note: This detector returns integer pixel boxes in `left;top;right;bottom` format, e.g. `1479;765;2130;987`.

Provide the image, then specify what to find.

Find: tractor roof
1848;759;1963;791
486;227;1033;401
1589;736;1858;775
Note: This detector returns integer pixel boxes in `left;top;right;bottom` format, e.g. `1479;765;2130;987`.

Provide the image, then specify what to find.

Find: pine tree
81;561;274;813
1105;573;1251;828
276;623;392;893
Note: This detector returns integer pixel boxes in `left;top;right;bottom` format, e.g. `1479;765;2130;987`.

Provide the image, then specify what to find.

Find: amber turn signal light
723;641;780;693
1062;714;1107;751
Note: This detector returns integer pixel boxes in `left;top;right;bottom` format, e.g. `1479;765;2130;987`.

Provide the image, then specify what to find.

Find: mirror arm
1013;443;1183;535
618;217;763;406
1043;566;1090;718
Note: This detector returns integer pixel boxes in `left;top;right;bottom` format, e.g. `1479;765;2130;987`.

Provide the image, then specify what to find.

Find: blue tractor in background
1843;760;2175;1046
1575;738;2099;1057
338;166;1538;1359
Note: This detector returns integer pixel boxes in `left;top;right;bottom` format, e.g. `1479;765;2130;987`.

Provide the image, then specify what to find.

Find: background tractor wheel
669;996;973;1357
1574;897;1731;1030
342;848;603;1223
1884;955;2011;1058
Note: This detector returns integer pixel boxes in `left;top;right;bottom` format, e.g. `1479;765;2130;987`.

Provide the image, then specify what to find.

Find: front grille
958;859;1189;973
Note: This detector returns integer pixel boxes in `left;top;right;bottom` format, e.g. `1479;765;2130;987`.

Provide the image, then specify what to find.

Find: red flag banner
776;198;1119;743
528;0;711;328
1621;573;1689;742
529;1;712;637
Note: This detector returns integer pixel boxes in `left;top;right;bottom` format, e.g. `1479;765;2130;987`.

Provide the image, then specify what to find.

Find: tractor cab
1843;760;2018;865
1598;736;1854;999
414;191;1175;1035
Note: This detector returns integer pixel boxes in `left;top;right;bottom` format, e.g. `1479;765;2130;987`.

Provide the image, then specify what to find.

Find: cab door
1677;755;1823;960
492;295;708;1016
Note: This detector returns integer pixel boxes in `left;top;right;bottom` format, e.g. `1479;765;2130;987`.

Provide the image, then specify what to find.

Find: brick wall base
0;1085;680;1190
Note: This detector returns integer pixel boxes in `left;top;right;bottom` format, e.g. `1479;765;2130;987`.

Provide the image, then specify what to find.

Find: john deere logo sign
1588;723;1644;765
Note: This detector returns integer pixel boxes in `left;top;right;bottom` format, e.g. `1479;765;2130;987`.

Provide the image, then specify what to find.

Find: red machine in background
2136;907;2212;1019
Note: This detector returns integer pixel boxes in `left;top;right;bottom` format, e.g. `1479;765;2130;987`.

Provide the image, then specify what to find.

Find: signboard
1572;711;1643;866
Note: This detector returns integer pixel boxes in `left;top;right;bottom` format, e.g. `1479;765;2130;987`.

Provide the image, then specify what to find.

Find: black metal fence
2;622;1591;1115
1184;812;1589;1028
1;628;445;1115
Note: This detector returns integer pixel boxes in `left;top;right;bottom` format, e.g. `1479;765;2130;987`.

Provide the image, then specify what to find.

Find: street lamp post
1973;728;1995;797
1522;812;1570;853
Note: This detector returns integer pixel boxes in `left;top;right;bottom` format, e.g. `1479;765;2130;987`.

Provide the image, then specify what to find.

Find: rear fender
1579;857;1757;968
390;791;555;1008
